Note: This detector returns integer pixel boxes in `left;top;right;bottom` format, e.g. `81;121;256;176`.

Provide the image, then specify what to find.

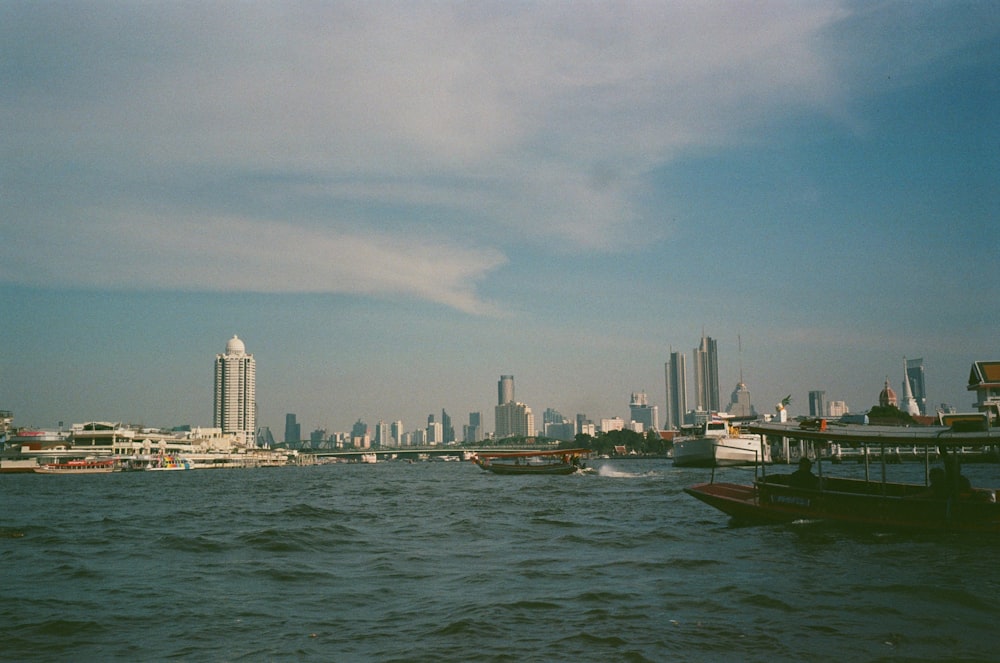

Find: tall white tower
214;335;256;445
901;357;921;417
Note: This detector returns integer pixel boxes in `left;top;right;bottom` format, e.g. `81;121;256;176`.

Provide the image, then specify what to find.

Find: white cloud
2;1;858;306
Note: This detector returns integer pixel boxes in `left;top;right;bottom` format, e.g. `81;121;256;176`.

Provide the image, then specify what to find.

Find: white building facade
213;335;256;445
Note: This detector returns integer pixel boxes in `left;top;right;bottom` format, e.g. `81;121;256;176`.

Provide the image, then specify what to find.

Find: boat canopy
475;448;591;459
748;420;1000;448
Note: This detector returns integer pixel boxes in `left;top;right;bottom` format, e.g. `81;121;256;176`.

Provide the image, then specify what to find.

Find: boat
672;419;770;467
684;418;1000;533
34;458;119;474
474;448;590;475
145;454;193;471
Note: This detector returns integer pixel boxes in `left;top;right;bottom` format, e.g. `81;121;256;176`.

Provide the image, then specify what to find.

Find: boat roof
748;420;1000;447
476;448;591;459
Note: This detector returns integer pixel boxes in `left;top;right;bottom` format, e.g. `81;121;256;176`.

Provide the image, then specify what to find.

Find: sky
2;1;998;437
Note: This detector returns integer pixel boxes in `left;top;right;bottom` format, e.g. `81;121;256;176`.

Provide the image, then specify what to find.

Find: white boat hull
673;435;768;468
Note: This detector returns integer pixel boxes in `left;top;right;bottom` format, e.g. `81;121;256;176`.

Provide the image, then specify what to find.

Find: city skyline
2;3;997;434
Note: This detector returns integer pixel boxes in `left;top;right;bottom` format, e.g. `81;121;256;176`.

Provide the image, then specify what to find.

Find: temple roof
968;361;1000;390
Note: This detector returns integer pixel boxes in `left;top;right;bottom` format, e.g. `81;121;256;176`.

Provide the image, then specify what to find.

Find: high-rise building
441;409;455;444
284;413;300;444
375;420;390;448
629;391;659;431
498;375;515;405
495;374;534;438
391;420;404;446
906;357;927;415
464;412;483;443
726;381;755;417
693;334;720;414
808;391;827;418
214;335;256;445
664;351;688;430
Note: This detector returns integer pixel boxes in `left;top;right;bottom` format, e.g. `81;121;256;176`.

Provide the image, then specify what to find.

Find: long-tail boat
684;417;1000;533
473;448;590;475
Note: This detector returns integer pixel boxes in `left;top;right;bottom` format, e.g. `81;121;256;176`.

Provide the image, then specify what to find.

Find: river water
2;458;998;662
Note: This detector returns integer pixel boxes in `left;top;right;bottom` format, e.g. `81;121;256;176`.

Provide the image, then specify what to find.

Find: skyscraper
284;413;300;444
808;391;827;418
665;350;688;429
906;357;927;415
498;375;515;405
693;334;720;414
495;374;533;438
214;335;256;445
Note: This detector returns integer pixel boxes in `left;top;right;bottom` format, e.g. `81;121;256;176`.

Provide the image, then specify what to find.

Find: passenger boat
474;448;590;475
145;454;193;471
672;419;770;467
684;418;1000;533
34;458;119;474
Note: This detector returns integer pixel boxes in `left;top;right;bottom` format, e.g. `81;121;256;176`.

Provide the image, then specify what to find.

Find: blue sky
2;1;997;436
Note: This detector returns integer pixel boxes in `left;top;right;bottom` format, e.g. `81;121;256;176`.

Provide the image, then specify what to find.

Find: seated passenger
911;467;947;498
789;457;819;489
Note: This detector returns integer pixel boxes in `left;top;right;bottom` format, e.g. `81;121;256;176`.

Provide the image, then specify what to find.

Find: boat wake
597;465;659;479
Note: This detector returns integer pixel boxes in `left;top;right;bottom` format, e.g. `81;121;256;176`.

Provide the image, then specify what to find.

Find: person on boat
789;457;819;489
910;467;948;499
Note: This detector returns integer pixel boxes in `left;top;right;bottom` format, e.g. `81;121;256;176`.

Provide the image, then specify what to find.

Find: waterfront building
391;420;404;446
664;350;688;430
808;391;827;418
906;357;927;415
213;335;256;446
693;335;720;414
629;391;659;431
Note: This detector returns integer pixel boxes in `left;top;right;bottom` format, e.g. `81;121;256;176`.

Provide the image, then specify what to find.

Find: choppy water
3;459;999;662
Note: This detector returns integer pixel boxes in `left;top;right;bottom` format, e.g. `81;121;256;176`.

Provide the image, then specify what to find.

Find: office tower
441;409;454;444
498;375;515;405
629;391;659;431
906;357;927;415
214;335;256;444
464;412;482;443
284;413;300;444
391;420;404;446
808;391;827;418
495;387;534;439
665;351;688;430
375;420;390;448
693;334;720;413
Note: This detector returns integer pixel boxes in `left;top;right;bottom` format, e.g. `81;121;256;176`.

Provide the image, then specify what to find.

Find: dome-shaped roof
878;378;897;407
226;335;246;355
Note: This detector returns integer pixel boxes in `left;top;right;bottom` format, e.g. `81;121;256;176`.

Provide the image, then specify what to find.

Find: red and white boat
34;458;119;474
